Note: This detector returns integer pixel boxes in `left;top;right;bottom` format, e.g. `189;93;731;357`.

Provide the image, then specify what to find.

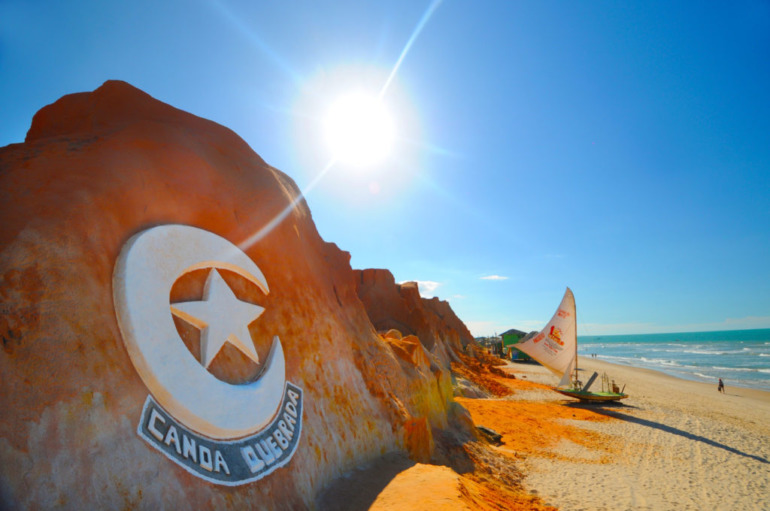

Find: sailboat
513;288;628;402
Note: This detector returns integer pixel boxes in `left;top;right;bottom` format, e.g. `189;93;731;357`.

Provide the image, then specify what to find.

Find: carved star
171;269;263;369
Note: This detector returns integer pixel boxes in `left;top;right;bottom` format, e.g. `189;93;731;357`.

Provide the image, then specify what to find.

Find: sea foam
579;329;770;391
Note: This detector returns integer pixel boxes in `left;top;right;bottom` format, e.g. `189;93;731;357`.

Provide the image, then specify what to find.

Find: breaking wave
579;329;770;390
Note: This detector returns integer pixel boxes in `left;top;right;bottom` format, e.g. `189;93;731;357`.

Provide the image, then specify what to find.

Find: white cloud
400;280;442;298
480;275;508;281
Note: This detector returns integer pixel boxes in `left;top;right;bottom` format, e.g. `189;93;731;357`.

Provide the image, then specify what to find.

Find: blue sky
2;1;769;336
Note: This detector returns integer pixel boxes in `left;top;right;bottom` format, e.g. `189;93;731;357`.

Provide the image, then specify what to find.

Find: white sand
511;358;770;510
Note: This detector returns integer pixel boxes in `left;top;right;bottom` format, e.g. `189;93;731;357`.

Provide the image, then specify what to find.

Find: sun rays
237;0;445;251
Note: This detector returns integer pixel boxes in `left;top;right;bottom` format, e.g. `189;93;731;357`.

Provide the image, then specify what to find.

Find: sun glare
324;93;395;168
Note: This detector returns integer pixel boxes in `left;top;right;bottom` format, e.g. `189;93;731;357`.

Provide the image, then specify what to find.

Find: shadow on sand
576;405;768;465
565;400;639;410
316;453;416;511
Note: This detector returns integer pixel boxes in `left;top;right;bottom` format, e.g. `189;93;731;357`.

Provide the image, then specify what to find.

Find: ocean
578;328;770;391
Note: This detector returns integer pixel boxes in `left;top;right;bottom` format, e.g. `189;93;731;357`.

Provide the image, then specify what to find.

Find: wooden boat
513;288;628;403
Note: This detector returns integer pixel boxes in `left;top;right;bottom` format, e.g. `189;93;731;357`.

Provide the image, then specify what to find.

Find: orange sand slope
320;356;770;510
318;357;617;510
318;449;557;511
369;462;555;511
455;355;617;462
457;398;616;463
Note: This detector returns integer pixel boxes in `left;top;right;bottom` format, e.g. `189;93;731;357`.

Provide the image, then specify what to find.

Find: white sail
514;288;577;388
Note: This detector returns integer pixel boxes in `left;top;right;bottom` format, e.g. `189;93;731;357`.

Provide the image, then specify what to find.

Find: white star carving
170;269;263;369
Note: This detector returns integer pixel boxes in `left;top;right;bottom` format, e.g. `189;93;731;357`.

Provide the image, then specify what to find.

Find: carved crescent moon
113;225;285;439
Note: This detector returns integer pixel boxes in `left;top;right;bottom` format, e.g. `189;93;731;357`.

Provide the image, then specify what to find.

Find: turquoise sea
578;329;770;391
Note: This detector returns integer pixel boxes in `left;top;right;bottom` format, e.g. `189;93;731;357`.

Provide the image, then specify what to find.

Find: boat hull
554;388;628;402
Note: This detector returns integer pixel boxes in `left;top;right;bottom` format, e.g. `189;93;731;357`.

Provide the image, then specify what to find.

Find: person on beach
718;378;725;393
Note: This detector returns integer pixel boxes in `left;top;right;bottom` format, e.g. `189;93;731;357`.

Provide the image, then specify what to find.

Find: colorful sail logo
548;326;564;346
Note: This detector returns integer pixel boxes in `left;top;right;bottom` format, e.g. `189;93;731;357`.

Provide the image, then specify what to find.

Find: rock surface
353;269;474;366
0;81;470;509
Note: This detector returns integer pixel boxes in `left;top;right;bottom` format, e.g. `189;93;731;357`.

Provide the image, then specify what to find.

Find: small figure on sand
718;378;725;393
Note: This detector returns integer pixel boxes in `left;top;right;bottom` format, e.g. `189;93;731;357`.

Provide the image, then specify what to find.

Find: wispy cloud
400;280;442;298
481;275;508;281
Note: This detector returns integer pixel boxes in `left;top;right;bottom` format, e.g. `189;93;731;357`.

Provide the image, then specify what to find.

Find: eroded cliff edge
353;268;474;367
0;81;484;509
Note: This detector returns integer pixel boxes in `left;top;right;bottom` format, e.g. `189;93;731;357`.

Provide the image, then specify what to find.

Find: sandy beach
487;359;770;510
320;358;770;510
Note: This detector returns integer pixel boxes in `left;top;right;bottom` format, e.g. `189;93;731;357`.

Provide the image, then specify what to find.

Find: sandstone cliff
0;81;472;510
353;269;474;367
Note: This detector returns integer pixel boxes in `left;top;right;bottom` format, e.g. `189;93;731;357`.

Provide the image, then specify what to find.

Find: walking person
718;378;725;394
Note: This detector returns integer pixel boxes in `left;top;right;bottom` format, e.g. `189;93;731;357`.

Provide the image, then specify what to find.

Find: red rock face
0;81;466;509
353;268;474;365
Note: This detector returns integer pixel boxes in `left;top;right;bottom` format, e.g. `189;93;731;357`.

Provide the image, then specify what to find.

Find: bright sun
324;92;395;168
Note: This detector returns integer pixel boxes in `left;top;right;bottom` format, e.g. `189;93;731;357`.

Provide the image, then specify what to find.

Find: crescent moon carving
113;224;286;439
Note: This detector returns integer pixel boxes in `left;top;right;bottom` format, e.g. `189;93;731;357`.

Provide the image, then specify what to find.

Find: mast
574;289;578;386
